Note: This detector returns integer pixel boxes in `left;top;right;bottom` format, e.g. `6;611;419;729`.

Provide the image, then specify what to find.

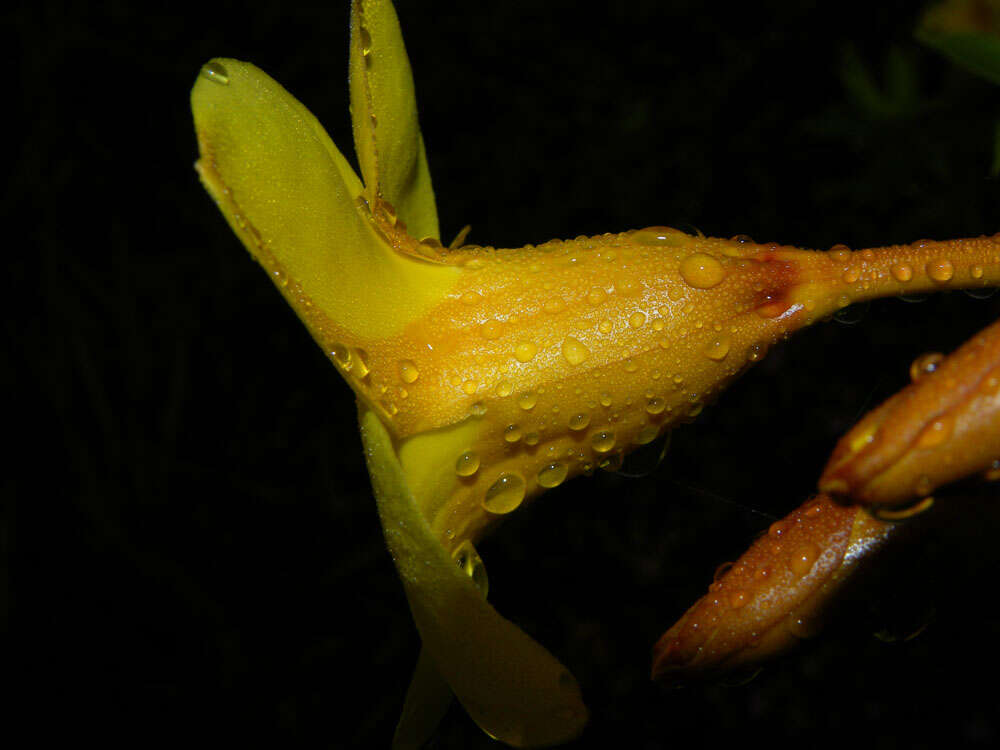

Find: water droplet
848;422;878;453
462;379;478;395
891;263;913;283
789;543;820;577
599;392;613;407
453;540;489;596
926;258;954;283
624;359;638;373
729;590;749;609
629;311;646;329
524;431;540;446
480;320;502;339
200;60;230;85
272;268;288;287
568;412;591;431
517;391;538;410
645;397;666;415
598;320;613;334
504;424;523;443
971;264;985;280
352;348;371;379
399;359;419;383
828;243;852;259
455;451;480;477
910;352;943;382
633;226;687;246
561;336;589;365
331;344;352;369
483;473;526;514
841;267;860;284
538;462;569;488
543;297;565;314
731;234;754;244
514;341;538;362
587;287;607;306
469;401;487;417
494;379;513;397
703;335;731;361
917;417;953;448
679;253;725;289
591;430;616;453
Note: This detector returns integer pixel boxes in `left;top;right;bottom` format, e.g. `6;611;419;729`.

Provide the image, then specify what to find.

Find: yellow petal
359;405;588;747
350;0;439;241
191;57;457;348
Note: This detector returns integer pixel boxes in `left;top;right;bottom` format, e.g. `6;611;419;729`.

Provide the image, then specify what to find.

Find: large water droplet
561;336;589;365
200;60;230;85
453;540;489;596
483;473;526;514
399;359;419;384
926;258;954;283
538;462;569;488
679;253;724;289
517;391;538;410
514;341;538;362
703;335;731;361
455;451;480;477
568;412;591;431
591;430;616;453
909;352;943;382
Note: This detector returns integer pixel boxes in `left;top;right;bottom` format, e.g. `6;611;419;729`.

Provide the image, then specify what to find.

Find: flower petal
350;0;439;241
359;405;588;747
191;58;457;345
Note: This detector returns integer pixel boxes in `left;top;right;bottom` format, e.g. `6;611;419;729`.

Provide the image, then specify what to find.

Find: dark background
18;0;1000;747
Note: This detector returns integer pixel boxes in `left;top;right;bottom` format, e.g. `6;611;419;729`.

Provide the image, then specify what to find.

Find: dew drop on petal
517;391;538;410
200;60;230;85
591;430;616;453
452;540;489;596
514;341;538;362
891;263;913;283
399;359;419;384
679;253;725;289
455;451;480;477
926;258;954;283
537;461;569;488
504;424;523;443
909;352;944;382
561;336;589;365
789;543;820;577
483;473;526;514
703;335;731;361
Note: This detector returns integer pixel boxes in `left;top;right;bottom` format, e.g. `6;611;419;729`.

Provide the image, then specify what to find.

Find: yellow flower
191;0;1000;745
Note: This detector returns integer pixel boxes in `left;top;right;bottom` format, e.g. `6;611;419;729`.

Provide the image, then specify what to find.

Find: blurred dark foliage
15;0;1000;747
